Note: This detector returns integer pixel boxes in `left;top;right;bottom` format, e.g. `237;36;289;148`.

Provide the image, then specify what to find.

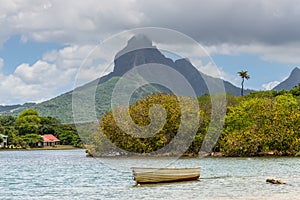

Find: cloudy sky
0;0;300;105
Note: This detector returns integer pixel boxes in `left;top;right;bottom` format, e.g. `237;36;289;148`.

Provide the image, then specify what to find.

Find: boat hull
132;167;200;184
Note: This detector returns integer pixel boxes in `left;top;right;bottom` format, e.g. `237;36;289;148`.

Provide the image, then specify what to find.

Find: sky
0;0;300;105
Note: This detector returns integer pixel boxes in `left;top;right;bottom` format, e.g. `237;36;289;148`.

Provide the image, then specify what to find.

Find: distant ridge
273;67;300;91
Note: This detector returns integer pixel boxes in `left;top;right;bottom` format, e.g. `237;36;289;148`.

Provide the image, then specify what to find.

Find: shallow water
0;150;299;199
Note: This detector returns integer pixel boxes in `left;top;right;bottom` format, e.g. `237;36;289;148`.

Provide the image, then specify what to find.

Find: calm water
0;150;299;200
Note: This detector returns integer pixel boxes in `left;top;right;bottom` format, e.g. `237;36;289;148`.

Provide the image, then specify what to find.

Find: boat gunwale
131;166;201;184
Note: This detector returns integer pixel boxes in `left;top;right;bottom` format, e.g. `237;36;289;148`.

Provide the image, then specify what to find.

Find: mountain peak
127;34;153;49
115;34;154;60
273;67;300;91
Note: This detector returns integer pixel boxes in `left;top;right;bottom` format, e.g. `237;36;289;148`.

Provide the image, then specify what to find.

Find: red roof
43;134;60;142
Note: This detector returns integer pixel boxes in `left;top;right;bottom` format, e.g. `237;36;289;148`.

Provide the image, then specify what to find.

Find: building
42;134;60;146
0;134;8;147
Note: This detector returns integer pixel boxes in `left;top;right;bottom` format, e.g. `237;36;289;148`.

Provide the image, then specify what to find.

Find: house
0;134;8;147
42;134;60;146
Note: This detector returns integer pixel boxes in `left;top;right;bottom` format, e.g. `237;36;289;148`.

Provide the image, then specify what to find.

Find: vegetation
220;94;299;156
93;93;206;155
0;109;82;149
90;85;300;157
1;81;299;156
237;70;250;96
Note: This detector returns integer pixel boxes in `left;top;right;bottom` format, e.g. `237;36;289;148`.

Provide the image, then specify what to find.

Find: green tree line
0;109;82;148
90;84;300;156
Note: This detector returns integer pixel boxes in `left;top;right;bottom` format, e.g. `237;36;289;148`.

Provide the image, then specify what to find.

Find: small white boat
131;167;200;184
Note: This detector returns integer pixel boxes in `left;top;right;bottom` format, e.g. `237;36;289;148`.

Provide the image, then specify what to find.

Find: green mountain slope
1;76;166;123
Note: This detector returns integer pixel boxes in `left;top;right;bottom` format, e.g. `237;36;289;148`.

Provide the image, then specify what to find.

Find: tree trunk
241;78;244;96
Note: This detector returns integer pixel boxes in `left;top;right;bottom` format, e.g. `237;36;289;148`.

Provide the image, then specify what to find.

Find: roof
0;134;8;138
42;134;60;142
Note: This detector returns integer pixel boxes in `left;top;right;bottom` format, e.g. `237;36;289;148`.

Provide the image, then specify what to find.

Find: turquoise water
0;150;299;199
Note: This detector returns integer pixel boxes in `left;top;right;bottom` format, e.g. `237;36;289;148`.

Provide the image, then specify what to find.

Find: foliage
90;90;300;156
91;93;209;155
290;83;300;96
21;134;43;148
0;110;82;148
1;82;300;155
220;94;300;156
14;109;41;135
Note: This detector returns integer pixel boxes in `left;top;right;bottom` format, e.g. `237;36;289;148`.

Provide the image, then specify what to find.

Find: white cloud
262;81;280;90
0;43;117;104
0;0;300;45
42;44;115;85
0;0;300;66
0;59;77;104
198;61;240;86
0;0;146;45
205;42;300;64
0;58;3;70
43;45;95;69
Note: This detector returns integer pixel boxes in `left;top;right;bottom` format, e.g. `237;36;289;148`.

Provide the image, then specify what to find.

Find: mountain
273;67;300;91
100;34;249;96
0;35;250;123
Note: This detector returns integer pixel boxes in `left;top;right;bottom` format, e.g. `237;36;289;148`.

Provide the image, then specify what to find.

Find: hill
273;67;300;91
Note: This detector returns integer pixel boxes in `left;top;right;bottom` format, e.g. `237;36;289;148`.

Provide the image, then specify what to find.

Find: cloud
1;0;300;46
0;43;117;104
0;59;76;104
1;0;300;104
0;43;102;104
198;61;240;86
262;81;280;90
0;0;146;45
0;0;299;69
0;58;3;70
205;42;300;64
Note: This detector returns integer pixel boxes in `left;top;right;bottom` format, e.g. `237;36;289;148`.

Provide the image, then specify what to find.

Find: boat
131;167;200;184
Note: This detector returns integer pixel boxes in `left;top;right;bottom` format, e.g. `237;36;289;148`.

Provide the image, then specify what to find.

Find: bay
0;150;299;200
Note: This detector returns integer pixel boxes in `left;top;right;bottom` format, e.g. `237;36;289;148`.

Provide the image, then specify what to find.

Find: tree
237;70;250;96
14;109;41;135
290;83;300;96
90;93;208;156
21;134;43;148
220;94;300;156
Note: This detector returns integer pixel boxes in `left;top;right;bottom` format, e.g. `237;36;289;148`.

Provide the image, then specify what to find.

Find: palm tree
237;70;250;96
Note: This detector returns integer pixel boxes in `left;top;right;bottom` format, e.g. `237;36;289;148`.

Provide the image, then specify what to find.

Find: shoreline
0;145;83;151
86;151;300;158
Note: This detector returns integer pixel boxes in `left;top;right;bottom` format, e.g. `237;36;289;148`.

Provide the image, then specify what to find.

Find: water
0;150;299;200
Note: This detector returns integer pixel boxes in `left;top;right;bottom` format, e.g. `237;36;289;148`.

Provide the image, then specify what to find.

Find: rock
266;179;286;184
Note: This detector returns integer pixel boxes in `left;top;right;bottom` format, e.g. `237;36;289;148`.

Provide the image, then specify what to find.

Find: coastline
0;145;82;151
86;150;300;158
